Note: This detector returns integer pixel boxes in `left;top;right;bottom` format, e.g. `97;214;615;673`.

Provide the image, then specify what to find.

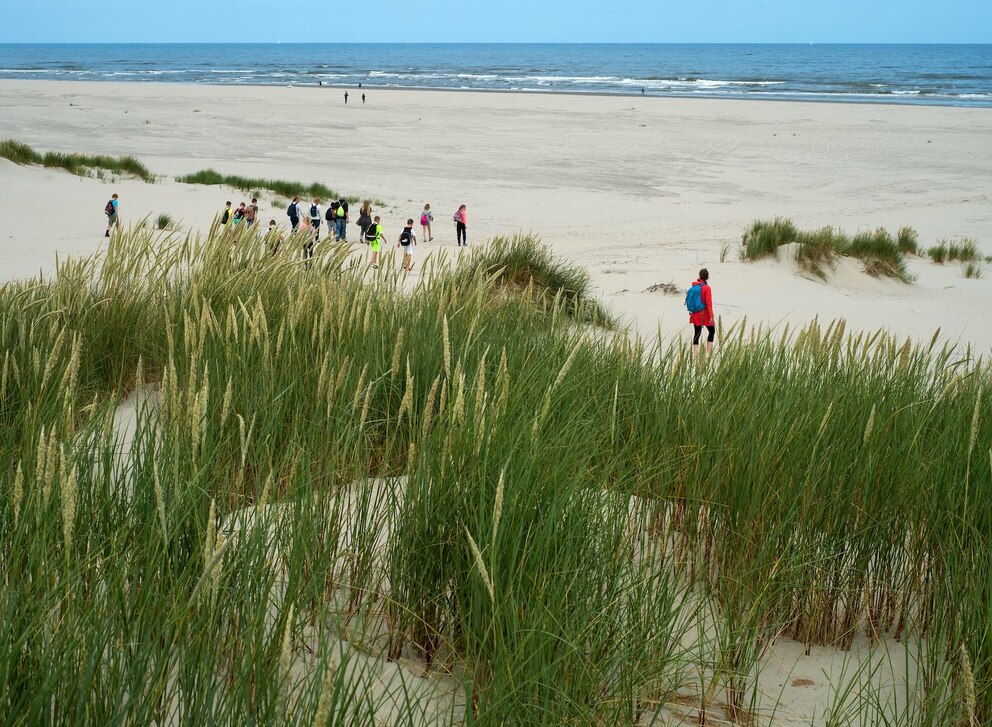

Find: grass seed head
863;404;877;445
12;461;23;523
465;528;494;603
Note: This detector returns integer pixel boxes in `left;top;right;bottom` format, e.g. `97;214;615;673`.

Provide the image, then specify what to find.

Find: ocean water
1;43;990;106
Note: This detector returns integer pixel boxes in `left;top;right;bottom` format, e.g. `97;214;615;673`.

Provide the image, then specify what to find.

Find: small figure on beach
220;200;233;226
344;91;349;103
420;203;433;241
288;195;302;231
453;204;467;246
104;193;119;237
686;268;715;354
362;93;366;103
641;87;645;95
366;215;383;268
335;195;349;241
309;198;322;242
233;202;247;225
398;218;417;271
356;200;373;243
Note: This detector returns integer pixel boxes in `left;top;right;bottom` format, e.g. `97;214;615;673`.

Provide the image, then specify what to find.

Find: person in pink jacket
453;204;467;246
688;268;715;353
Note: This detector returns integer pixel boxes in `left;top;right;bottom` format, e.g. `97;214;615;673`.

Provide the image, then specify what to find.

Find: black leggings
456;221;467;245
693;325;716;345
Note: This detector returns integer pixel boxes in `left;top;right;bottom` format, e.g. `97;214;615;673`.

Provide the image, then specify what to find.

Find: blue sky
1;1;990;43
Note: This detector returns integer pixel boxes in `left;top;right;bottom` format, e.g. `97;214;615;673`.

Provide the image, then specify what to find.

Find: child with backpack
220;201;233;226
397;218;417;272
420;204;433;242
104;193;119;237
365;215;383;269
309;198;322;241
326;201;339;240
287;195;302;231
686;268;715;354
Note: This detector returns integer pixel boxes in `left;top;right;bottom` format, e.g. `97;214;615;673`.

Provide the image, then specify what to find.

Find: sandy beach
2;79;991;350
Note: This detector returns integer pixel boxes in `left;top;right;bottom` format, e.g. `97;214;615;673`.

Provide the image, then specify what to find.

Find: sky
1;1;990;44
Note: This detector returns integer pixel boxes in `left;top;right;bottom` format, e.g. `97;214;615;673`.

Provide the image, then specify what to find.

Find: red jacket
688;280;714;326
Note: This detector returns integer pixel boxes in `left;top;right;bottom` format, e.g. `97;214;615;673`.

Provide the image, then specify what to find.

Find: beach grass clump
177;168;360;205
897;226;920;254
743;219;911;281
847;227;910;281
457;233;614;325
741;217;799;259
0;139;153;181
947;239;980;262
1;226;991;723
0;138;42;165
928;243;949;264
963;262;982;279
155;213;174;230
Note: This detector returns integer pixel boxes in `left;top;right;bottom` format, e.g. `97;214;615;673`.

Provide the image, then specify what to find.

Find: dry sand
1;79;991;350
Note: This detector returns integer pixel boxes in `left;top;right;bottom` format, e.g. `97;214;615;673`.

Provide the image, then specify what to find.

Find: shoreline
5;76;990;110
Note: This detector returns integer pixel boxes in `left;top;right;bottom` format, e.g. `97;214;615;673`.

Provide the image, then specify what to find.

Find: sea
1;43;990;107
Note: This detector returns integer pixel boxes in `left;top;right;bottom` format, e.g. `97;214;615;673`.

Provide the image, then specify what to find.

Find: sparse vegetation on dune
742;218;914;282
1;228;990;724
177;168;366;205
1;138;154;182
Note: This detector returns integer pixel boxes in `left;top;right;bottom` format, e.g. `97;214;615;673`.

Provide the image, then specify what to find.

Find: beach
2;79;991;349
3;77;992;724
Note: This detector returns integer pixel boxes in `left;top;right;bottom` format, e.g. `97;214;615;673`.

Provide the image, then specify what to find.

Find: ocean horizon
1;43;990;107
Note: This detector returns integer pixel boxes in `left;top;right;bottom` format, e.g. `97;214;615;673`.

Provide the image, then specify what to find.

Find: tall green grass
0;139;153;182
0;228;989;723
742;218;914;282
176;169;361;205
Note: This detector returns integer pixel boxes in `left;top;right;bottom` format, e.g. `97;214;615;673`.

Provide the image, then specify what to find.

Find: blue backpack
685;283;706;313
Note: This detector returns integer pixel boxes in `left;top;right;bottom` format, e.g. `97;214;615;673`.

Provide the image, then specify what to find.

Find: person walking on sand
420;203;433;242
288;195;302;231
356;200;373;244
366;215;384;268
326;200;339;240
233;201;247;226
246;197;259;227
220;200;234;228
335;195;349;241
397;218;417;271
344;91;349;103
362;93;366;103
309;198;322;242
453;204;467;246
686;268;715;354
104;193;120;237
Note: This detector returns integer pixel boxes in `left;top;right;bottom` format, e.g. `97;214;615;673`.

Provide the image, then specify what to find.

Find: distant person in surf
686;268;715;354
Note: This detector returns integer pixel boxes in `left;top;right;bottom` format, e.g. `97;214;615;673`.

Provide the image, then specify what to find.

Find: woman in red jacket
689;268;715;353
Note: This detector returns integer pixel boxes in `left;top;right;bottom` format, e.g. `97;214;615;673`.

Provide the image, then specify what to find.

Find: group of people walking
218;194;469;271
104;191;714;348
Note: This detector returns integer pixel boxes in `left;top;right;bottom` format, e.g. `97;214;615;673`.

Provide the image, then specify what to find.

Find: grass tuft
963;262;982;279
177;169;362;205
743;219;911;281
1;139;154;181
155;213;174;231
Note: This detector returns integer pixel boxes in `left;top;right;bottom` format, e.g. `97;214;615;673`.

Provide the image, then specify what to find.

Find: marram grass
0;226;990;724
